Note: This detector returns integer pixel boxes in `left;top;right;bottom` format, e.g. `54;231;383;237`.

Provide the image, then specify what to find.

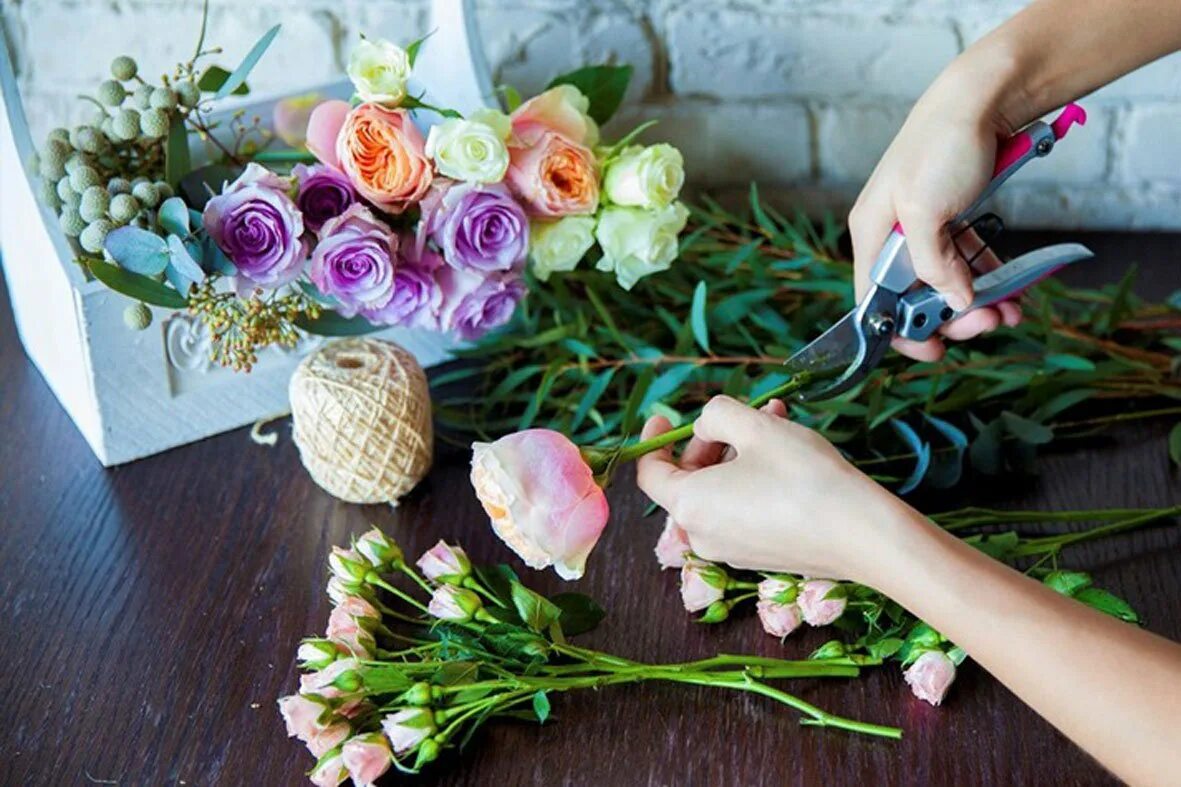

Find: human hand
849;75;1023;362
635;395;907;580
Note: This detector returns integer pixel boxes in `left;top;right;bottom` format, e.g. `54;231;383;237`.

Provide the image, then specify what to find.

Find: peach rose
507;130;599;217
510;84;599;147
336;102;433;214
470;429;609;580
904;650;957;706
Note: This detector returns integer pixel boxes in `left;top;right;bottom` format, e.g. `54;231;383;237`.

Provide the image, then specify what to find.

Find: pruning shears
785;103;1093;402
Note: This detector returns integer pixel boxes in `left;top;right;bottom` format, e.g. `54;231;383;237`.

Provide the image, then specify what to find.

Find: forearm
860;501;1181;786
931;0;1181;132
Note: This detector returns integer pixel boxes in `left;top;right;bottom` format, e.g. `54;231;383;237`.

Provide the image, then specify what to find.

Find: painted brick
816;104;907;183
1122;105;1181;182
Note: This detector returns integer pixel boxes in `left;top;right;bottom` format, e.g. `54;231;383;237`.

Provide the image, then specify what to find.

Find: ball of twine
290;338;433;505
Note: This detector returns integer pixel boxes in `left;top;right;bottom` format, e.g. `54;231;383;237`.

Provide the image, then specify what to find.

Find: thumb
897;208;974;312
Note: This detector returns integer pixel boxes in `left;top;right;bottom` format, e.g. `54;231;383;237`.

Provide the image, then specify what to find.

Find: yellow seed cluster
187;282;321;372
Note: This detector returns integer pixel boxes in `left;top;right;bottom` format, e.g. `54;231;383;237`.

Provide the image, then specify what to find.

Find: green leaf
405;32;432;67
103;227;170;275
1045;353;1096;372
549;593;605;636
86;259;188;309
1074;587;1140;623
294;310;382;336
167;235;205;283
1000;411;1054;445
509;581;562;632
157;197;191;237
197;65;250;96
473;564;519;608
400;94;463;119
866;637;904;659
164;114;191;191
571;367;617;431
214;25;280;100
532;690;551;724
547;64;632;125
1169;422;1181;468
1043;570;1092;596
498;84;523;112
690;280;710;353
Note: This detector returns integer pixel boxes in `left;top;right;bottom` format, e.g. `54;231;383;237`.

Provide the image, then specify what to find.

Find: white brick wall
5;0;1181;229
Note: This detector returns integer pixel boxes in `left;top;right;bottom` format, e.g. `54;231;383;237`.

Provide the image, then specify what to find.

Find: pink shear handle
994;102;1087;176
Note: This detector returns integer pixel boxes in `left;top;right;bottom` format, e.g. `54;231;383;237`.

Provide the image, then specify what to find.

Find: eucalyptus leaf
294;310;383;337
889;419;930;494
690;281;710;353
197;64;250;96
214;25;280;100
158;197;191;237
167;234;205;283
104;227;170;275
86;259;188;309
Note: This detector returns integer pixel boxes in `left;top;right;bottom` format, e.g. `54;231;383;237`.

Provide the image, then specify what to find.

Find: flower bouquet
30;15;688;370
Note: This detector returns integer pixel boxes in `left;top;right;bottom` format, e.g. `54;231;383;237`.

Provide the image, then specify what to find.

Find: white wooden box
0;0;492;466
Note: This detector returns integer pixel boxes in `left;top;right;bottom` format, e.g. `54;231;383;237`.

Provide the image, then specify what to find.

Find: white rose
529;216;596;281
347;37;411;105
425;118;511;184
603;144;684;209
594;202;690;290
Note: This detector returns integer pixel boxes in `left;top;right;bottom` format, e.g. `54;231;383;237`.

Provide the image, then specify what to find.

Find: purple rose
294;163;357;233
427;182;528;272
203;163;306;288
438;267;526;340
309;204;397;317
363;246;445;328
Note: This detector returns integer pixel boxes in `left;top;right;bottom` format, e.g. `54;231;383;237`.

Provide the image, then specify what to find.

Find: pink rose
680;558;726;612
510;84;599;147
309;750;347;787
757;577;797;604
797;579;847;626
427;584;482;622
506;130;599;217
273;92;323;149
307;721;351;758
278;694;330;741
469;429;609;580
341;732;392;785
904;650;957;706
355;527;403;569
337;102;433;214
654;516;692;570
416;540;472;583
300;658;361;700
381;708;436;754
306;99;352;170
756;600;803;638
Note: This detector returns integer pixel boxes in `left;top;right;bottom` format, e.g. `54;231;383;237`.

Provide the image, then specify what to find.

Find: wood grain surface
1;231;1178;787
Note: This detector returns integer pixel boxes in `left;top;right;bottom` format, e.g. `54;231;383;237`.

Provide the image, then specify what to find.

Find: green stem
250;148;319;163
1011;506;1181;556
367;575;431;615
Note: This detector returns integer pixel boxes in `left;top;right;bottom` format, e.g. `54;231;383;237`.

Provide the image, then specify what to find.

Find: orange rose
506;130;599;217
336;102;432;214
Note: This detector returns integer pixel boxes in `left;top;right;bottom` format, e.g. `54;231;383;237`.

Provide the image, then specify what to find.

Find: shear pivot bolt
868;313;895;337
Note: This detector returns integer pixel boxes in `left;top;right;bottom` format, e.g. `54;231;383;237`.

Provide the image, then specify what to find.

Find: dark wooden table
2;232;1178;787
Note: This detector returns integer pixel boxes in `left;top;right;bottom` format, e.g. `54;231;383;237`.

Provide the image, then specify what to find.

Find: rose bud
654;516;692;570
401;681;437;707
355;527;404;570
300;658;362;700
427;584;483;622
797;579;848;626
326;576;356;606
278;694;332;741
307;722;351;759
327;624;375;661
328;546;369;585
680;558;728;613
416;540;472;584
309;749;347;787
297;639;339;671
470;429;609;580
698;599;732;624
756;599;803;639
413;737;442;770
381;707;437;754
904;650;957;706
341;732;393;785
330;596;380;631
810;640;849;660
757;577;798;605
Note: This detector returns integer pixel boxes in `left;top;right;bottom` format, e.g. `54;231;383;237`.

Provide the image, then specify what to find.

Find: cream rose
528;215;596;281
425;117;511;183
594;202;690;290
347;37;411;105
603;144;684;209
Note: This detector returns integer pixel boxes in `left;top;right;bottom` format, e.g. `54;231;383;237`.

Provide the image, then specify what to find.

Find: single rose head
381;707;436;754
594;202;689;290
425;116;511;184
904;649;957;706
306;99;352;169
272;92;323;149
202;163;307;289
436;267;525;340
307;721;351;759
425;182;529;272
757;577;798;605
337;103;432;213
654;515;692;570
507;130;599;217
299;657;362;700
416;540;472;584
294;163;357;233
427;584;483;622
309;204;398;318
363;246;444;328
341;732;392;785
354;527;404;570
756;600;803;639
297;639;339;671
529;215;595;281
797;579;848;627
278;694;331;741
510;84;599;147
470;430;609;580
347;37;411;105
309;750;347;787
603;143;685;210
328;546;369;585
680;558;727;612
